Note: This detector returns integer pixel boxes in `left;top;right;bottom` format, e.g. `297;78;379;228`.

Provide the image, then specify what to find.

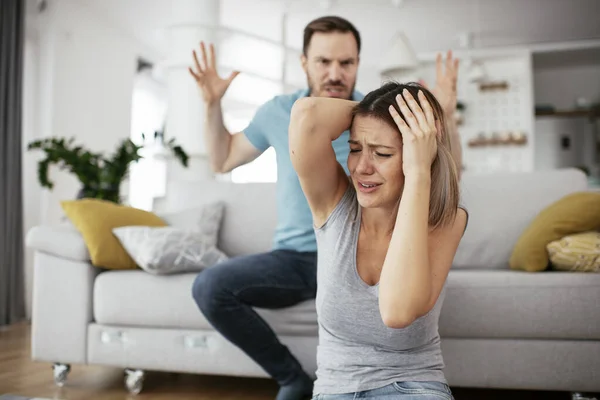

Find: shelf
535;109;597;118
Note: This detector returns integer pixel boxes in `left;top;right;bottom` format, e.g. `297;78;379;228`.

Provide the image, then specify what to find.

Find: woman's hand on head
388;89;438;179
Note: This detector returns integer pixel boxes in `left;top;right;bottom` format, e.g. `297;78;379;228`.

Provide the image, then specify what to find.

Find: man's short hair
303;16;361;56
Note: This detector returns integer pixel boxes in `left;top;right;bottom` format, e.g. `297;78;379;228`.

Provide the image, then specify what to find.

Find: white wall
30;0;159;226
22;0;160;318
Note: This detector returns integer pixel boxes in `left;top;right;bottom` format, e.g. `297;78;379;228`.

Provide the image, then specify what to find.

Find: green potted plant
27;136;188;204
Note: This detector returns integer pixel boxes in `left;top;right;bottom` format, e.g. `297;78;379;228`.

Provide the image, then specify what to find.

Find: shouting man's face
301;31;359;100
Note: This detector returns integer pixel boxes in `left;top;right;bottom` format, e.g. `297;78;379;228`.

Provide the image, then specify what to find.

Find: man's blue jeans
192;249;317;386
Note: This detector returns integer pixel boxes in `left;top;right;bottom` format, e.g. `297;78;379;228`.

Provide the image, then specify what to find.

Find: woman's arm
379;175;467;329
289;97;356;227
378;89;467;329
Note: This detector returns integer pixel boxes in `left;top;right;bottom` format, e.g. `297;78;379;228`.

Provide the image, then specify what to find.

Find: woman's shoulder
456;206;469;236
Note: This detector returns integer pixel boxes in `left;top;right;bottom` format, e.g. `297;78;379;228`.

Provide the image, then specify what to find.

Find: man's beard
307;73;355;100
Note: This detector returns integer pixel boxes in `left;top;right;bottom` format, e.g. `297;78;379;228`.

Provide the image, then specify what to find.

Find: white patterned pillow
113;202;228;274
112;227;229;275
159;202;225;248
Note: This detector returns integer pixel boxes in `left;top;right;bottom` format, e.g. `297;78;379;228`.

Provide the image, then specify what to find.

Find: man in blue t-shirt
189;16;363;400
189;16;460;400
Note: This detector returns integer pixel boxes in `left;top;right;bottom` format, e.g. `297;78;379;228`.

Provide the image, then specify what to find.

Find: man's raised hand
188;41;240;105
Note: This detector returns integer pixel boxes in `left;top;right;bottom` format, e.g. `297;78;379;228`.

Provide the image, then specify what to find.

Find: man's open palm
420;50;459;115
188;41;240;105
433;50;459;114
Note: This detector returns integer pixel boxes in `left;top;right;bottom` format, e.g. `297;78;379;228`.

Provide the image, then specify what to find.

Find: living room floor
0;323;593;400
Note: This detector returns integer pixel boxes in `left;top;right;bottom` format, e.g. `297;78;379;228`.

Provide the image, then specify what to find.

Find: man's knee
191;266;229;314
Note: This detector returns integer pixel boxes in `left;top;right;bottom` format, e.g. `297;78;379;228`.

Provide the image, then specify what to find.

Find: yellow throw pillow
509;192;600;272
547;231;600;272
61;199;167;269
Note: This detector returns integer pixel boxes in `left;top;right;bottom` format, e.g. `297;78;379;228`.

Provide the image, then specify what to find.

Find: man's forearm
204;102;232;173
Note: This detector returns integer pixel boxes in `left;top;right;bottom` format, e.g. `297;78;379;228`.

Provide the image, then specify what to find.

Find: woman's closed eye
349;148;392;157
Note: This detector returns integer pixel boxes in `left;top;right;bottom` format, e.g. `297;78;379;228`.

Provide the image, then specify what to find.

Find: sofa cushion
112;226;229;275
154;181;278;257
440;270;600;340
94;269;600;341
509;192;600;272
93;270;318;336
61;199;167;269
547;231;600;272
113;201;228;275
453;168;588;269
159;202;225;248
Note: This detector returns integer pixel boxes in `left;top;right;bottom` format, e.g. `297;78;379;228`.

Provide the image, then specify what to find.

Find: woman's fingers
401;89;430;135
395;91;421;135
389;104;412;139
418;91;436;133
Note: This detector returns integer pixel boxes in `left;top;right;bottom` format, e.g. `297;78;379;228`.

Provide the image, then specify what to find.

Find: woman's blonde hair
352;81;460;229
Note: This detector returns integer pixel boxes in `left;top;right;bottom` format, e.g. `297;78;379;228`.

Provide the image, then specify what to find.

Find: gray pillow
159;202;225;248
113;202;228;275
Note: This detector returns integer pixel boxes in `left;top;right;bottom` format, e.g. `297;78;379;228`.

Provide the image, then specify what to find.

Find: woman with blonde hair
289;81;468;399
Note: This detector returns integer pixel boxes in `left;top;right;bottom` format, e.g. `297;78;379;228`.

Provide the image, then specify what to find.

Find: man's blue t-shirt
243;89;364;253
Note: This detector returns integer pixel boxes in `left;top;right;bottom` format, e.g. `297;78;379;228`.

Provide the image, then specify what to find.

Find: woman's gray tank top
313;184;448;395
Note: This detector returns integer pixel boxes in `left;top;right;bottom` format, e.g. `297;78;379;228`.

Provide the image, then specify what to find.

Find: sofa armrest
26;224;89;262
31;251;99;364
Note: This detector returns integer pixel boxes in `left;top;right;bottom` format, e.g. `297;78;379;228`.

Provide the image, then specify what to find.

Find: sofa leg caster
52;363;71;387
124;368;145;395
572;393;598;400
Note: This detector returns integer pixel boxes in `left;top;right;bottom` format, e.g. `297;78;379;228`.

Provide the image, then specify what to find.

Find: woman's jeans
312;381;454;400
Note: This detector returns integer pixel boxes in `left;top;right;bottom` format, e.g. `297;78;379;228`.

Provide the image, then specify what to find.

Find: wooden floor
0;322;592;400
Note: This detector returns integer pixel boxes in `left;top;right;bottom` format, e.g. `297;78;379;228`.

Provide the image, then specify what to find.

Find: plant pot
76;185;120;203
76;187;87;200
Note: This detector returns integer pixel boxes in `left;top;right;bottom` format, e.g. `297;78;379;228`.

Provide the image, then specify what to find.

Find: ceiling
27;0;600;63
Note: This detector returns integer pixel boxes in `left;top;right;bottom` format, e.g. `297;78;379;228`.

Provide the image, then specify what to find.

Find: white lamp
458;32;487;83
380;32;419;82
468;60;486;83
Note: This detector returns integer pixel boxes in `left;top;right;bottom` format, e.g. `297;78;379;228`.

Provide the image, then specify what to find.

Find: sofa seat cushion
93;270;318;336
440;270;600;340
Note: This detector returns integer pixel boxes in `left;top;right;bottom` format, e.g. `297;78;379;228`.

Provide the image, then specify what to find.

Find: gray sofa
26;168;600;397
